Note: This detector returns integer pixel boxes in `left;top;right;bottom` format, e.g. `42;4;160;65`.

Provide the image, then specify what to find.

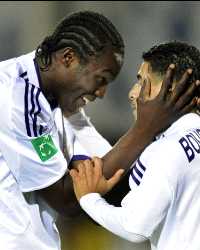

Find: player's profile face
58;49;121;116
129;61;162;119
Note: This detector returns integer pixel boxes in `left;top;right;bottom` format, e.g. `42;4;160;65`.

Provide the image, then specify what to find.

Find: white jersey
0;51;112;250
0;51;68;191
80;113;200;250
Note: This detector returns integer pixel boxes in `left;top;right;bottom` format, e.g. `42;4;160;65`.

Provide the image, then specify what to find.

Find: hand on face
69;157;124;201
133;64;200;137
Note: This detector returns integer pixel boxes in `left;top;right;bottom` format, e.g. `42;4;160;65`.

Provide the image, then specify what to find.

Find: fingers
170;69;193;103
92;157;104;186
138;76;151;102
107;169;125;191
70;157;124;196
69;169;78;180
174;80;200;111
76;158;103;188
84;160;94;187
77;161;87;180
92;157;103;176
69;167;88;201
180;96;198;116
158;64;175;99
197;98;200;111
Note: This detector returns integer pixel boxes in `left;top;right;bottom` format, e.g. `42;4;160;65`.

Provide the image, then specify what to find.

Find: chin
131;107;137;121
133;113;137;122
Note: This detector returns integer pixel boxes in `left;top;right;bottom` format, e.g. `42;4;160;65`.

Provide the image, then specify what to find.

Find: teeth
82;96;90;104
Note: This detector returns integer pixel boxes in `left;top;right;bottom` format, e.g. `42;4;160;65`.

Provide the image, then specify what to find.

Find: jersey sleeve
0;77;68;192
80;193;148;243
67;108;112;158
79;142;173;242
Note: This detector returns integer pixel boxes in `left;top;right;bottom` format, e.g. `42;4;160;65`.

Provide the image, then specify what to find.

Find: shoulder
142;135;182;165
132;134;183;188
0;57;21;83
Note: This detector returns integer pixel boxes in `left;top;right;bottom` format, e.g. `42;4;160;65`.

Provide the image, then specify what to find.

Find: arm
38;66;198;217
0;75;68;192
70;157;171;242
102;66;198;178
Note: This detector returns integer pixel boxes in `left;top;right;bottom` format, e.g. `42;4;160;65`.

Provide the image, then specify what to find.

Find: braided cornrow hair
36;11;124;70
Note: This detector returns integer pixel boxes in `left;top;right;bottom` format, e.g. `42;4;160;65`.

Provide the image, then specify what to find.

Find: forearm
102;66;199;179
102;125;154;179
80;193;148;243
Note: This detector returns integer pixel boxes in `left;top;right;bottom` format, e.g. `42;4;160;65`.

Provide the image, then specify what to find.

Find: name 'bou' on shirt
79;113;200;250
126;113;200;249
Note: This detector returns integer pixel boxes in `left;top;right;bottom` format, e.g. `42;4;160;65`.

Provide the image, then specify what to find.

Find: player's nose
129;83;141;101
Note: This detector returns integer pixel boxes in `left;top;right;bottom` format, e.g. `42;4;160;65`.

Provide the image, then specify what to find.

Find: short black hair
142;41;200;84
36;10;124;70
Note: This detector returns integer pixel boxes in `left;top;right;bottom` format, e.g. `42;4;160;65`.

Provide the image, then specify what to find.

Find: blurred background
0;1;199;249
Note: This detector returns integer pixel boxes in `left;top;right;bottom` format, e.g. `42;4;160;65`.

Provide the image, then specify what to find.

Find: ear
62;47;77;67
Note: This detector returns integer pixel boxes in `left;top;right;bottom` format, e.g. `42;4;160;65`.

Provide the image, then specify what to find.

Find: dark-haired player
0;10;198;250
70;41;200;250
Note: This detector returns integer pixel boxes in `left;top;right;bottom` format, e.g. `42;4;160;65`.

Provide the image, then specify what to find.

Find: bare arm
102;66;198;178
38;66;199;217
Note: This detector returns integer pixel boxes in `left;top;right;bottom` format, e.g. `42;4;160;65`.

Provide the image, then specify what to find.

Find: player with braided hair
0;10;198;250
36;11;124;68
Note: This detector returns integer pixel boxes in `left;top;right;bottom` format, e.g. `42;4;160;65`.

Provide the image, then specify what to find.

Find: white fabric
0;51;68;192
0;160;59;250
80;113;200;250
67;108;112;157
0;51;112;250
54;107;112;160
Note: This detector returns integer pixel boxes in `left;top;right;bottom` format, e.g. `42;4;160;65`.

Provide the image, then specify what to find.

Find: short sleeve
68;108;112;157
0;78;68;192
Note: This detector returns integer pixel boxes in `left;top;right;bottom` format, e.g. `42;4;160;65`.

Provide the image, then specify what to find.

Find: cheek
150;83;162;99
75;74;95;93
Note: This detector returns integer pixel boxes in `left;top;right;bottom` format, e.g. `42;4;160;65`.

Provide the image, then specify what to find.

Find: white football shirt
0;51;68;192
0;51;112;250
80;113;200;250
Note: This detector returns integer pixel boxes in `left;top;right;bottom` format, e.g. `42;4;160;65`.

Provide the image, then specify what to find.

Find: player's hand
135;64;200;136
69;157;124;201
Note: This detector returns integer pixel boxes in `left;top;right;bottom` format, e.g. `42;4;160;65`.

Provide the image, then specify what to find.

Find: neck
35;57;58;109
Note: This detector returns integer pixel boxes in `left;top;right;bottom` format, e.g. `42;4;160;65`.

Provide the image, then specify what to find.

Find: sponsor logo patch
31;135;58;162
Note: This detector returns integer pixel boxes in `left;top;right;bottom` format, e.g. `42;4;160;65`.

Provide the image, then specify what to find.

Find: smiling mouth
81;94;97;105
82;96;90;105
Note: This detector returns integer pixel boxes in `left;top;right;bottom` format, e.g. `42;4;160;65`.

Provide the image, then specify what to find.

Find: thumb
107;169;124;191
69;169;78;181
138;76;151;102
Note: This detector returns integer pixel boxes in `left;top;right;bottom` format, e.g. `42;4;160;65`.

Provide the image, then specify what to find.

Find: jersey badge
31;135;58;162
